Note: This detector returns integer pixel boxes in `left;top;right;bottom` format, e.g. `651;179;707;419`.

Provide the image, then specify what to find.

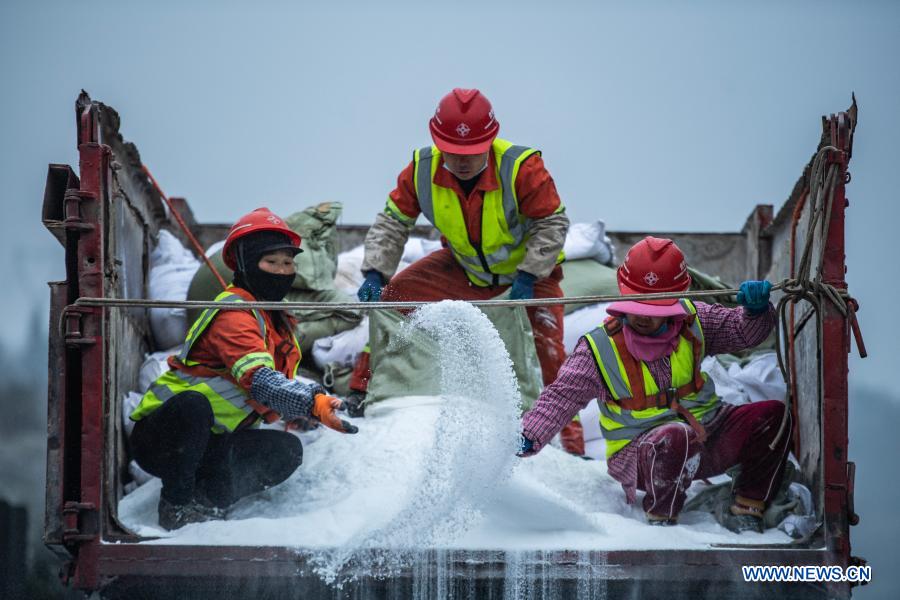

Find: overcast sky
2;2;899;595
1;0;897;390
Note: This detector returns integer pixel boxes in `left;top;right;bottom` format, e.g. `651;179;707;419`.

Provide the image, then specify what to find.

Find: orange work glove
312;394;359;434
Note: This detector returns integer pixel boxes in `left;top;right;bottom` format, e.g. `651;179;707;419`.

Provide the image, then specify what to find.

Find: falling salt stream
309;301;609;598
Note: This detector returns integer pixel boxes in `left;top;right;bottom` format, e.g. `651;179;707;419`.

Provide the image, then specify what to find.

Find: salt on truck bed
42;91;863;598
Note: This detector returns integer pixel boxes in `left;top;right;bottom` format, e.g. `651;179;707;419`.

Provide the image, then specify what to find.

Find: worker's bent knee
756;399;788;427
169;391;214;422
640;423;695;458
285;434;303;470
269;433;303;483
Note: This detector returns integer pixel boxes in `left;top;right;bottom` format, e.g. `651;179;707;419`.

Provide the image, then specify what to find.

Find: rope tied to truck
65;147;865;454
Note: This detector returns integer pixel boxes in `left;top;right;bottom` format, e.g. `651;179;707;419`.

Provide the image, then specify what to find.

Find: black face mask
240;265;295;302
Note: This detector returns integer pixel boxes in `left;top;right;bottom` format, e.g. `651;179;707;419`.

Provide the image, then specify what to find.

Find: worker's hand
509;271;537;301
285;415;320;432
517;435;536;458
357;270;385;302
312;393;359;434
736;280;772;315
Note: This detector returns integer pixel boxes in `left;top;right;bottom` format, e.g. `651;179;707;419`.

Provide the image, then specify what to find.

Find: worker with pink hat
519;237;790;534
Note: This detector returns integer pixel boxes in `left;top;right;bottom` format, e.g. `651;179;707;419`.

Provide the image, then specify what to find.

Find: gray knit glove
251;367;325;422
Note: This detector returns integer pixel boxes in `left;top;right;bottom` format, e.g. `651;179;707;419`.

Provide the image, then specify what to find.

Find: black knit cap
235;230;302;272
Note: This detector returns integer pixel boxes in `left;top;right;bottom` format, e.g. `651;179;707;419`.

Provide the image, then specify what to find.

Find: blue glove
509;271;537;301
736;280;772;315
517;435;536;457
357;270;384;302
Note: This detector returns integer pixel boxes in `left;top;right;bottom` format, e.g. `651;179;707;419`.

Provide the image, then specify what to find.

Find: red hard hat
429;88;499;155
222;207;302;271
616;237;691;307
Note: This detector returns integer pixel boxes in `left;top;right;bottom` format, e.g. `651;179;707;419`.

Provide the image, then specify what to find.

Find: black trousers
130;391;303;507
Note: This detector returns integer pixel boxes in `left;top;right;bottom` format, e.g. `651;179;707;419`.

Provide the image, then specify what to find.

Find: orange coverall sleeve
199;309;276;390
386;161;422;222
514;154;563;219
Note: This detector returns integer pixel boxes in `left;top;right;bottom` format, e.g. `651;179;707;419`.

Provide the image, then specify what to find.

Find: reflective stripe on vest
131;288;299;433
413;138;564;287
144;369;253;433
180;291;266;363
583;299;721;458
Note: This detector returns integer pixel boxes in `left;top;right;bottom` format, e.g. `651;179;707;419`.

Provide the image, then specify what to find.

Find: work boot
344;391;367;418
158;496;224;531
646;512;678;526
193;489;228;519
715;498;765;534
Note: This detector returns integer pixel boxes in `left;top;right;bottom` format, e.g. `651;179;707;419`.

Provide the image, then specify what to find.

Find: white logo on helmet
484;109;495;129
644;271;659;286
266;215;281;225
456;123;471;137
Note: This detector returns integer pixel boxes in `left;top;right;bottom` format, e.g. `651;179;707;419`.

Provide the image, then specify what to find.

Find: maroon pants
612;401;792;519
350;248;566;389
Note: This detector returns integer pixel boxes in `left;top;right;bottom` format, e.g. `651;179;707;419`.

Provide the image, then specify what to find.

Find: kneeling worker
520;237;791;532
130;208;358;530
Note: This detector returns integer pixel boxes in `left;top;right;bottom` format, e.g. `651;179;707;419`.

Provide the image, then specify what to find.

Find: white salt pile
310;301;527;582
117;300;791;585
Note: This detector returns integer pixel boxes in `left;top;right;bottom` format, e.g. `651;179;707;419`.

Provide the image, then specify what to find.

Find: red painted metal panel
819;113;854;579
69;103;110;589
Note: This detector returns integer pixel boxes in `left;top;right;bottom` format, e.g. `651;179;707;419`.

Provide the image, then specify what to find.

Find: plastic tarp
559;260;618;315
683;461;816;539
283;202;343;292
366;305;544;411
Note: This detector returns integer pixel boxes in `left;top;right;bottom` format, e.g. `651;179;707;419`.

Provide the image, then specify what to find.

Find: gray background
0;0;897;597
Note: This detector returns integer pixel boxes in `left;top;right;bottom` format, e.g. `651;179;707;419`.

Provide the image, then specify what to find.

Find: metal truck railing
42;92;863;598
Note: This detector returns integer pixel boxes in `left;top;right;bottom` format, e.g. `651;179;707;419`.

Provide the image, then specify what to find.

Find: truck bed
41;92;861;598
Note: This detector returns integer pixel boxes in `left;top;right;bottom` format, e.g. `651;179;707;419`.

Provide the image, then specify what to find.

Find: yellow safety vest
583;299;721;458
387;138;565;287
130;289;301;433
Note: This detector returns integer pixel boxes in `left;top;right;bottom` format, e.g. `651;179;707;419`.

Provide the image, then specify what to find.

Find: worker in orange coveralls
346;87;584;455
130;208;358;531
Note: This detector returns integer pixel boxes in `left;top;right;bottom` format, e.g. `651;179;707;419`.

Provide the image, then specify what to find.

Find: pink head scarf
620;316;686;362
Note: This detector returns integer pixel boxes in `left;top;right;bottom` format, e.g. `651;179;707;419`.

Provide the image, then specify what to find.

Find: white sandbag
334;245;366;294
562;303;611;353
149;231;201;350
311;318;370;370
563;221;616;265
138;347;180;393
702;351;786;405
206;239;225;257
584;439;606;461
122;391;144;437
401;237;442;263
334;244;411;294
733;352;786;402
778;483;817;538
127;461;154;489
